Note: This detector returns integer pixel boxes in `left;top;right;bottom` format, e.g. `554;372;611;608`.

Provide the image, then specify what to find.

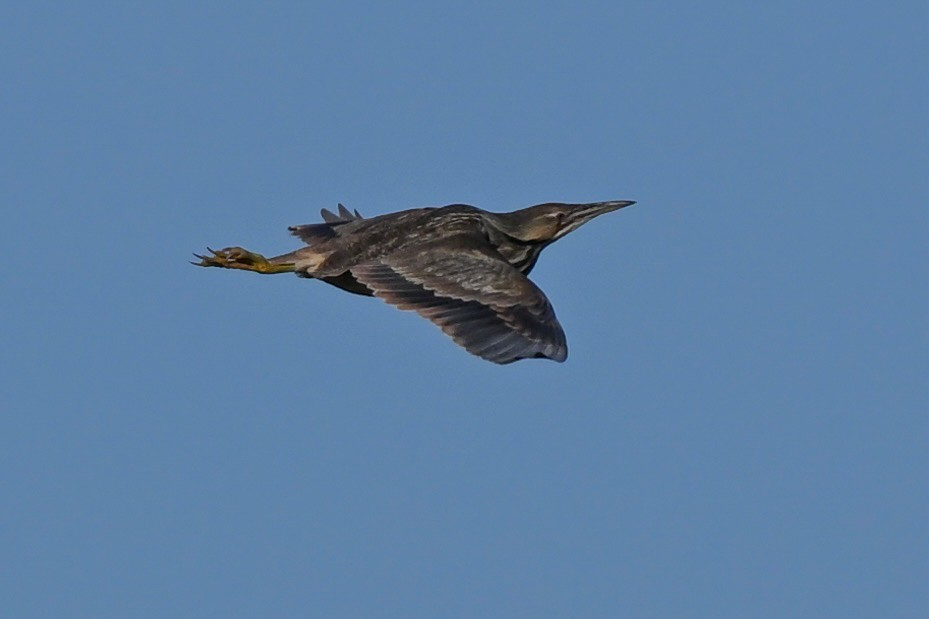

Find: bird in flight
193;200;635;364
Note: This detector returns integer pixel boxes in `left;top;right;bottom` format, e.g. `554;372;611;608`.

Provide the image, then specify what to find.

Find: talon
192;248;230;267
190;245;273;271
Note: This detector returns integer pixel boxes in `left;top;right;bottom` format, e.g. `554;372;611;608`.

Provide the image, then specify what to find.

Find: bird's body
194;199;635;364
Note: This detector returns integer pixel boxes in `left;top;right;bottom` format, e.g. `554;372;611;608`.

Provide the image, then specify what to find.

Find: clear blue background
3;2;927;617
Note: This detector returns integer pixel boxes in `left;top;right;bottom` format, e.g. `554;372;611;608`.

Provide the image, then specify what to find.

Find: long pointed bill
555;200;636;238
574;200;636;217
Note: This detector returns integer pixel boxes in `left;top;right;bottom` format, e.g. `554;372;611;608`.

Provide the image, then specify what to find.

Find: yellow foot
192;246;273;272
192;247;296;274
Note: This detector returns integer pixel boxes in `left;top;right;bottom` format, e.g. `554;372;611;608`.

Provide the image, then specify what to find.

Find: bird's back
297;205;491;268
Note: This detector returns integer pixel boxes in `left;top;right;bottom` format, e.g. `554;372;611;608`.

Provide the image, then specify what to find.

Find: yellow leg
192;247;296;274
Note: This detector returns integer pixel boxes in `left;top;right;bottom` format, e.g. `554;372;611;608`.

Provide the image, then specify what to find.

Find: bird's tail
289;204;363;246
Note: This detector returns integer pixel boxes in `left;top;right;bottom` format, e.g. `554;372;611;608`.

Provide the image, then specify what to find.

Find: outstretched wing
350;238;567;364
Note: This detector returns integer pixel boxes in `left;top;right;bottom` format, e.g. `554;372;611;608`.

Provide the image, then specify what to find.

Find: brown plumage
193;199;635;364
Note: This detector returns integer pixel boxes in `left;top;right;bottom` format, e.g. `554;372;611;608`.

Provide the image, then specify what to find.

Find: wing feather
350;241;567;364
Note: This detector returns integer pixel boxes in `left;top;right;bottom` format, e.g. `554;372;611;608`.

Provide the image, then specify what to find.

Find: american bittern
194;200;635;363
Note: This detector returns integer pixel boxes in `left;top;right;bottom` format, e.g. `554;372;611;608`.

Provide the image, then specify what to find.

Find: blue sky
2;2;927;617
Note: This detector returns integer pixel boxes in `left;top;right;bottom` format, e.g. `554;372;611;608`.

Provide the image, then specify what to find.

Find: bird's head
507;200;636;243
